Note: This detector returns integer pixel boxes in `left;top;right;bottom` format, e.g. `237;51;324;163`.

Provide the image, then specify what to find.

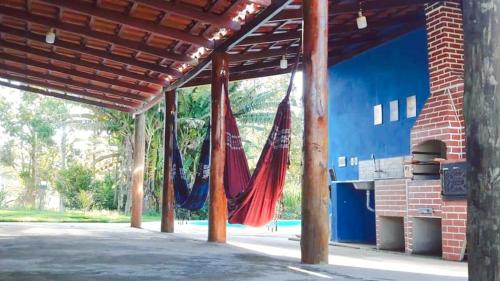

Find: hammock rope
223;51;301;227
172;126;210;211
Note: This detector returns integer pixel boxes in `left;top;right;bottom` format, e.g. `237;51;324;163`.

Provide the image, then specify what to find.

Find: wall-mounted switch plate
349;157;359;166
338;156;346;167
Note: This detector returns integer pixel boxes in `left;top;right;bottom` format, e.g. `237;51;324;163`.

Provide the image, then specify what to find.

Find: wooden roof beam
0;52;160;95
38;0;212;48
0;72;139;108
0;80;132;112
0;40;165;86
0;6;192;64
0;63;147;102
0;25;180;77
184;66;295;87
196;58;296;76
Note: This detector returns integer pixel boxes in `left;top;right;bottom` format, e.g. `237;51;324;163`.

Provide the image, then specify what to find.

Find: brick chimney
411;1;465;160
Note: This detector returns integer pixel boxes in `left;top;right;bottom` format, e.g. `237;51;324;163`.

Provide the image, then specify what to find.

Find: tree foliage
0;91;68;206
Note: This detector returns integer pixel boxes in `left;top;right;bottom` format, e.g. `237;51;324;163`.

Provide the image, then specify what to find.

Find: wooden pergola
0;0;497;272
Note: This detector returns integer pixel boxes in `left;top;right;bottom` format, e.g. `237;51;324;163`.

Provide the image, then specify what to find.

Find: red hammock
223;56;298;227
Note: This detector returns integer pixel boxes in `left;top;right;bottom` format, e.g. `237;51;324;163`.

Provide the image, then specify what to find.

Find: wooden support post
161;90;177;233
301;0;330;264
208;51;228;243
463;1;500;279
131;113;145;228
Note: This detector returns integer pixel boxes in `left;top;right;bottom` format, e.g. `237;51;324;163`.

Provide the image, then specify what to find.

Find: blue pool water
188;220;301;228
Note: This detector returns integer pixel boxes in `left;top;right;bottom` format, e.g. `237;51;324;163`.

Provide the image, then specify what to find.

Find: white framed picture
390;100;399;121
407;95;417;118
374;104;382;125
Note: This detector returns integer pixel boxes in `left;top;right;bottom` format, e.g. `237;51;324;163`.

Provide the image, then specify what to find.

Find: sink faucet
371;154;383;173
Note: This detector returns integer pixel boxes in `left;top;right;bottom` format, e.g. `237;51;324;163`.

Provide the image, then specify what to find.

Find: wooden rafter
0;81;132;112
0;71;141;107
0;40;165;86
0;25;180;77
38;0;213;48
0;63;147;102
0;53;159;95
0;6;192;64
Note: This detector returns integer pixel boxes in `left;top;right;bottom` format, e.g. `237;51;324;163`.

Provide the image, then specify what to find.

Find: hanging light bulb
356;10;367;30
45;28;56;44
280;55;288;69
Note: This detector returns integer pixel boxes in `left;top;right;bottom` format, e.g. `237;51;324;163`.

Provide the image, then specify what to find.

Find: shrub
78;190;93;211
56;164;93;209
92;174;117;210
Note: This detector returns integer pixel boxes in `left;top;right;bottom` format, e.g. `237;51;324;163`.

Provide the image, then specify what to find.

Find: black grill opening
412;140;446;180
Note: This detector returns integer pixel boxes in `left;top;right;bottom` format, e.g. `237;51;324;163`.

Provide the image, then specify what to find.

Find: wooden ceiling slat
133;0;240;30
241;14;423;47
327;15;424;34
239;30;301;45
0;40;165;86
328;21;423;65
330;0;439;18
0;72;139;107
0;52;159;95
0;25;180;77
229;46;299;62
270;9;301;22
0;63;147;102
0;81;132;112
269;0;437;23
38;0;213;48
0;6;192;64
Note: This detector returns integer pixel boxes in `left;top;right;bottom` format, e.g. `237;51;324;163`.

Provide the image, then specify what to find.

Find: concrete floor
0;222;468;281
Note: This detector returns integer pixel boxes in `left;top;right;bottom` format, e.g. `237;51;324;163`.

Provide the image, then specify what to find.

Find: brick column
441;200;467;260
411;1;465;160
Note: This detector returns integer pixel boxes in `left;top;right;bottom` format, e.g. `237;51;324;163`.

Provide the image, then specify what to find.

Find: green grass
0;208;161;223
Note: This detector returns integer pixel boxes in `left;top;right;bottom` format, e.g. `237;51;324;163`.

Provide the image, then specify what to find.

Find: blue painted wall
328;29;430;243
328;28;430;181
331;184;376;243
